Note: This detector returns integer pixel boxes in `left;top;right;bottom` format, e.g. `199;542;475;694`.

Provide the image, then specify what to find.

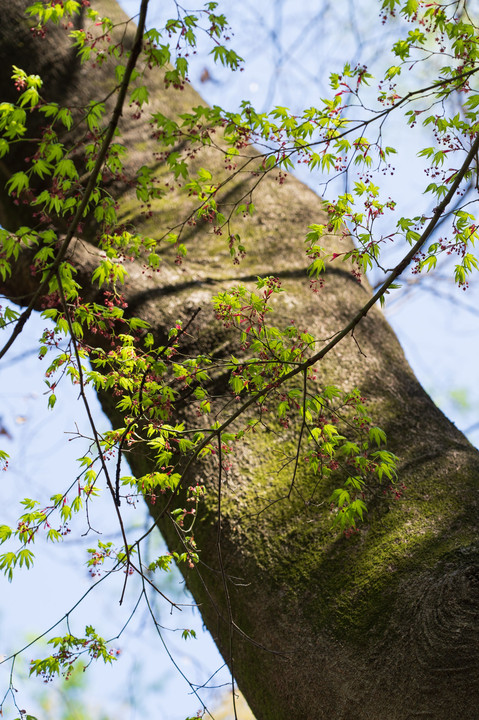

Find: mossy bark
0;3;478;719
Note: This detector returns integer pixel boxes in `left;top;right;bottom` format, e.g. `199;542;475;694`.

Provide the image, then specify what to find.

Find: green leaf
369;426;386;447
18;548;34;569
0;524;12;544
130;85;149;106
6;171;29;195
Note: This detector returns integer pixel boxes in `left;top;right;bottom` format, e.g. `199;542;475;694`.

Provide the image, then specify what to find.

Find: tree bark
0;3;478;719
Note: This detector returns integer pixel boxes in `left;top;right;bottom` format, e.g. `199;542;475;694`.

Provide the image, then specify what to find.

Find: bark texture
0;3;478;719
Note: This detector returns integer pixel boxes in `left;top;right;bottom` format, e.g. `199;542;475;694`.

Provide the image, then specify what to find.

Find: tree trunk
0;3;478;719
